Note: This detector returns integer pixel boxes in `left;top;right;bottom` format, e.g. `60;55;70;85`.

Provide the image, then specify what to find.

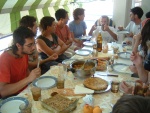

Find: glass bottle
97;32;103;52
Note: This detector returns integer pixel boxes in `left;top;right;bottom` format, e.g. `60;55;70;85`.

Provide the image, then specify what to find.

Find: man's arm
136;65;149;83
0;68;41;98
131;52;149;83
28;53;58;69
105;25;117;41
57;38;70;55
88;25;96;36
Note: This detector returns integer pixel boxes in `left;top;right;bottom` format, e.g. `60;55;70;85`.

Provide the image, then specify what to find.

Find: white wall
141;0;150;19
113;0;132;28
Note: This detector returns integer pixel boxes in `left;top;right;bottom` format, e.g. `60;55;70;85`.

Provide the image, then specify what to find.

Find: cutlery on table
37;55;41;68
95;73;118;77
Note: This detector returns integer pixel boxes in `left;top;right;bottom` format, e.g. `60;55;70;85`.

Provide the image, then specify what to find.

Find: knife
95;74;118;77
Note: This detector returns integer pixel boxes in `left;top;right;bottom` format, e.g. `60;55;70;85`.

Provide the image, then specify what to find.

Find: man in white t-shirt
89;15;118;43
118;7;143;43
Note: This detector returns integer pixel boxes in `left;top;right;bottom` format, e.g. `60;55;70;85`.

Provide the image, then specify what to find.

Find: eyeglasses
24;42;36;48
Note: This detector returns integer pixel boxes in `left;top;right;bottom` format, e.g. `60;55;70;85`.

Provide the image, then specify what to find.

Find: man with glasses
0;26;41;98
19;15;58;71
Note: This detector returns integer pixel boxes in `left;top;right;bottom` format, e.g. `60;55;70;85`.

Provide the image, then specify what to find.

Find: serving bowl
70;60;97;78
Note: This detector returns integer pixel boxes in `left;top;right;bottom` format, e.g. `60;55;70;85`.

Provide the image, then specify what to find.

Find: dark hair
55;9;68;21
146;11;150;18
19;15;36;28
112;95;150;113
12;26;35;55
131;7;143;19
39;16;55;31
141;19;150;57
73;8;85;20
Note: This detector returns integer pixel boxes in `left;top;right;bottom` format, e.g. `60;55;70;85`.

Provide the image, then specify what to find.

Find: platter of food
41;94;78;113
96;59;107;71
83;77;111;93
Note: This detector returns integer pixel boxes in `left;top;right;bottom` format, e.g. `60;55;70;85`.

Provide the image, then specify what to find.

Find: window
69;0;114;34
134;0;142;6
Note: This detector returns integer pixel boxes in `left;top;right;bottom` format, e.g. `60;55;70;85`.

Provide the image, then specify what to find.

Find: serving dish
70;60;97;78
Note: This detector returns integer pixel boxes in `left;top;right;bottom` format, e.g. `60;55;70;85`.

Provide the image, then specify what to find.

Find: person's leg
41;61;59;74
56;54;69;63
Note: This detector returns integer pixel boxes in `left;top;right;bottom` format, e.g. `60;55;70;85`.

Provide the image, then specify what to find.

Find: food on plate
83;104;93;113
96;59;107;71
126;40;132;45
41;94;78;113
114;54;118;59
83;77;108;91
51;88;85;96
93;106;102;113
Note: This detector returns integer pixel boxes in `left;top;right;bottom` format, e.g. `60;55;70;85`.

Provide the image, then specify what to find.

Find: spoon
37;55;41;68
80;60;88;69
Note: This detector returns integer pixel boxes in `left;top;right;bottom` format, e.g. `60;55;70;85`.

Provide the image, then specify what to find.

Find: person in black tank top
36;16;69;73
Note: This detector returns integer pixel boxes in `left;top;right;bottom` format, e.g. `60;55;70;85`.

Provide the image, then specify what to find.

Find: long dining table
18;43;139;113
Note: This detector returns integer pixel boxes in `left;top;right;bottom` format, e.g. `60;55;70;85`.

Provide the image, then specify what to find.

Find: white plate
117;30;129;34
111;63;132;74
80;36;92;40
62;59;76;66
94;81;111;93
0;96;29;113
75;49;92;56
118;52;131;59
33;76;57;89
83;42;94;47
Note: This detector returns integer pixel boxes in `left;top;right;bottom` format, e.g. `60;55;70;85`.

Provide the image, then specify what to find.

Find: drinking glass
57;65;67;89
31;87;41;101
19;102;32;113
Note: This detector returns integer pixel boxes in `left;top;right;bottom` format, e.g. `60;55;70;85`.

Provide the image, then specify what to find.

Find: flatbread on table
83;77;108;91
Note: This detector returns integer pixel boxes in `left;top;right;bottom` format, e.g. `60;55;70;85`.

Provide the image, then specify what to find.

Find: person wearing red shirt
55;9;79;57
0;26;41;98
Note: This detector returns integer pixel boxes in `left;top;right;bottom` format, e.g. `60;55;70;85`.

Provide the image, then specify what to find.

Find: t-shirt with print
55;24;71;43
69;20;87;38
37;34;59;59
0;51;28;94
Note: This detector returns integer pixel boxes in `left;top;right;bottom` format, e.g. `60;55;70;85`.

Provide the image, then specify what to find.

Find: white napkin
83;94;94;106
74;85;94;94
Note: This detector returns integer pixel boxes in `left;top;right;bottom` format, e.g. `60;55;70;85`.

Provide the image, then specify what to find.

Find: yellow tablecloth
18;43;138;113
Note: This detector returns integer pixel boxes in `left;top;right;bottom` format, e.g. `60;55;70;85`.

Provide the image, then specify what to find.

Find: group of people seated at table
0;7;119;98
0;5;150;113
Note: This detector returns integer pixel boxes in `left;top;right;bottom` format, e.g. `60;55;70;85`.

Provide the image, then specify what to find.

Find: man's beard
22;48;35;55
